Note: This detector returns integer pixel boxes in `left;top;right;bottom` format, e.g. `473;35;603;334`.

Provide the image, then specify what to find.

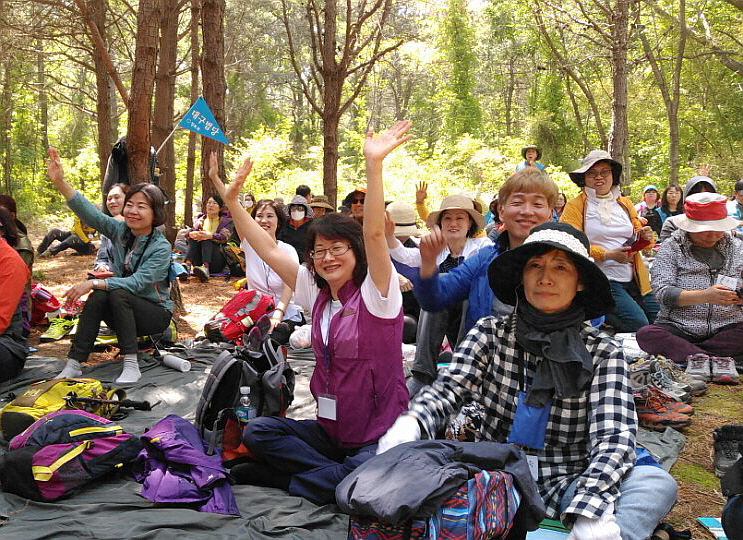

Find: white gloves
566;504;621;540
376;414;421;454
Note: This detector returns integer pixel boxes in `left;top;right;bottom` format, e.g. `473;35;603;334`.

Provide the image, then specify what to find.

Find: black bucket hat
488;222;614;319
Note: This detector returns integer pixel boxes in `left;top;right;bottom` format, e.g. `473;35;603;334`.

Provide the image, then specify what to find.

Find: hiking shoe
711;356;740;385
652;356;707;396
685;353;711;382
640;385;694;416
40;317;76;341
629;362;652;389
650;366;691;403
634;386;692;431
37;249;53;258
192;265;209;283
66;318;79;337
713;425;743;477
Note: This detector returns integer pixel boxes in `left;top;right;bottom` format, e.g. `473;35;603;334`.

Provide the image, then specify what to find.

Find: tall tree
152;0;180;240
280;0;405;206
127;0;163;183
200;0;227;206
184;0;201;227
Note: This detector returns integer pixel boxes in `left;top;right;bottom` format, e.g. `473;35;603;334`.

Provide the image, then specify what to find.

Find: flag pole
155;125;179;155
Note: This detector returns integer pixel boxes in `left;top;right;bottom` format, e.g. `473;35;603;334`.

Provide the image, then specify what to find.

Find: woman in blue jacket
46;148;172;384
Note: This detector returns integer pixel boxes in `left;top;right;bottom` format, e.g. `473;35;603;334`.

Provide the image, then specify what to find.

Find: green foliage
439;0;482;140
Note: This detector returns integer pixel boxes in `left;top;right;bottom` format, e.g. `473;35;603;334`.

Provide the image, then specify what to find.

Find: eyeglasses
310;244;352;260
351;198;365;204
585;168;613;180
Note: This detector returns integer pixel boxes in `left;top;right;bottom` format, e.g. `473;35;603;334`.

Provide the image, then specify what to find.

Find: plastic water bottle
235;386;257;424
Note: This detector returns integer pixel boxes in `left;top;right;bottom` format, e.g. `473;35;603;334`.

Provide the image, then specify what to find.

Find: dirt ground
27;240;734;538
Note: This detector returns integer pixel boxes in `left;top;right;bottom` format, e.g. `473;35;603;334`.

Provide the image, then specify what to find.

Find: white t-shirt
388;236;492;268
584;187;634;283
293;265;402;344
240;238;302;322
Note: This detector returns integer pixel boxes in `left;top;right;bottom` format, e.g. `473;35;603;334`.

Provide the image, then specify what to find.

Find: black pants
185;238;226;272
69;289;171;362
410;303;464;383
37;229;93;256
0;343;25;383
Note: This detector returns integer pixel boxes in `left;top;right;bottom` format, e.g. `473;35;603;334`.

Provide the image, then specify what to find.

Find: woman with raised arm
46;148;172;384
208;121;412;505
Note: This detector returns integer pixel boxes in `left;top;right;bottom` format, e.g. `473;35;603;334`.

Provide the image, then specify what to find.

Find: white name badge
526;455;539;481
318;395;337;421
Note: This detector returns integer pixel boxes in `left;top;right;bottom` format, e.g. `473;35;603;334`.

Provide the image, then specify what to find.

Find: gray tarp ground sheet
0;350;349;540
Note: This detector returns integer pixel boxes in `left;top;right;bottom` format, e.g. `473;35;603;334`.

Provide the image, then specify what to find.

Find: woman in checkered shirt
379;222;678;540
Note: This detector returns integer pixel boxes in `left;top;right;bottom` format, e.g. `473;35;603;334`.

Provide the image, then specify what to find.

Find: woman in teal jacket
46;148;172;384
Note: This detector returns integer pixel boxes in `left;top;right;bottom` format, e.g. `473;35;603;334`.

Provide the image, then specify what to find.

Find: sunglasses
352;198;365;204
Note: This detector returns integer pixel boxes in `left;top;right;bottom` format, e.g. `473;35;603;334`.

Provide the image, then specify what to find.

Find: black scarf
514;295;594;407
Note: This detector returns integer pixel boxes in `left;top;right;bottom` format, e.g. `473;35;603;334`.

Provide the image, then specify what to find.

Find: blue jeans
723;495;743;540
560;465;677;540
606;280;659;333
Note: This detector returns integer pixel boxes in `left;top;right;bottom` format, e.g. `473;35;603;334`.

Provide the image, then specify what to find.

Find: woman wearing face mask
241;198;303;334
242;193;255;209
278;195;314;264
93;183;129;273
46;147;173;384
208;122;411;506
184;194;233;282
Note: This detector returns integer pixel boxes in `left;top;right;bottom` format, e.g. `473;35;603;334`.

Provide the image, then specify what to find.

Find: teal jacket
67;192;173;312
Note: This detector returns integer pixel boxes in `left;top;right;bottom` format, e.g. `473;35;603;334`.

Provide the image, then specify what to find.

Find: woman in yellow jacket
560;150;658;332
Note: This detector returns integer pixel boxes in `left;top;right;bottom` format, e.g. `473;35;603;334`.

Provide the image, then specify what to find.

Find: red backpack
203;289;275;344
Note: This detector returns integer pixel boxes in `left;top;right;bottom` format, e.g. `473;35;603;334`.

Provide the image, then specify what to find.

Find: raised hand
46;147;75;199
363;120;412;162
415;182;428;204
208;151;253;201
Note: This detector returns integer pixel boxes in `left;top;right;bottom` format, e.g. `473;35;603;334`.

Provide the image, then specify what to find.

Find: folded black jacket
335;440;546;530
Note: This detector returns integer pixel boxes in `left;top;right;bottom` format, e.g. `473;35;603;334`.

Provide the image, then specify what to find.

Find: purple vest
311;278;409;448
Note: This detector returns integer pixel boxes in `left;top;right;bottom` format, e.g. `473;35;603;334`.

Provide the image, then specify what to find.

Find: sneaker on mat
633;386;692;431
685;353;712;382
192;265;209;283
650;367;691;403
40;317;76;341
66;318;79;337
711;356;740;385
651;356;707;396
628;362;653;389
713;425;743;477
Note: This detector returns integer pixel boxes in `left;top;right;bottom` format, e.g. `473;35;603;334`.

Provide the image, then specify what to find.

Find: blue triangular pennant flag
178;97;229;144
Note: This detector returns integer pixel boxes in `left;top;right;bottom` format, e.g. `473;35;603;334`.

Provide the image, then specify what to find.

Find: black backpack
194;322;295;464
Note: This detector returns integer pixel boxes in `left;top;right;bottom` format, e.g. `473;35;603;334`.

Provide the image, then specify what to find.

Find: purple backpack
0;410;142;501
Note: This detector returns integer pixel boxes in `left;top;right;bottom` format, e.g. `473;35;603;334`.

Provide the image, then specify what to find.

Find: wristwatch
92;279;100;290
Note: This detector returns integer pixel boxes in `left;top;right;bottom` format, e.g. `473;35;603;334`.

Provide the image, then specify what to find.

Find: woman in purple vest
208;121;412;505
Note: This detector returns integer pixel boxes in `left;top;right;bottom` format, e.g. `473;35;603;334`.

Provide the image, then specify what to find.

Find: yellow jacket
560;191;652;296
71;216;96;244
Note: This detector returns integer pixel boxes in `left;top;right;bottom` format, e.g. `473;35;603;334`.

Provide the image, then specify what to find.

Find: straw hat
310;195;334;211
386;201;420;237
425;194;484;232
676;193;739;233
569;150;622;187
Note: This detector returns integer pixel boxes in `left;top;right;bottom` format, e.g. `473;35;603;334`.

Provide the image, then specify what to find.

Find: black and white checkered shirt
408;314;637;521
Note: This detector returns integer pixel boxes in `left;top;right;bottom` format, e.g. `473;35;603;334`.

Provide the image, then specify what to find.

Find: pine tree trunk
200;0;227;205
127;0;163;184
153;0;178;241
608;0;630;178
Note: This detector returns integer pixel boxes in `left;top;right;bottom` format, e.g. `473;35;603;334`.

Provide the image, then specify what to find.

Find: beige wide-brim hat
386;201;420;237
310;195;334;211
426;194;484;232
676;193;740;233
569;150;622;186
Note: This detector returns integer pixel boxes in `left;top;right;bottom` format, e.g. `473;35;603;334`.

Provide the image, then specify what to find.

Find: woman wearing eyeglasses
208;122;412;505
560;150;658;332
